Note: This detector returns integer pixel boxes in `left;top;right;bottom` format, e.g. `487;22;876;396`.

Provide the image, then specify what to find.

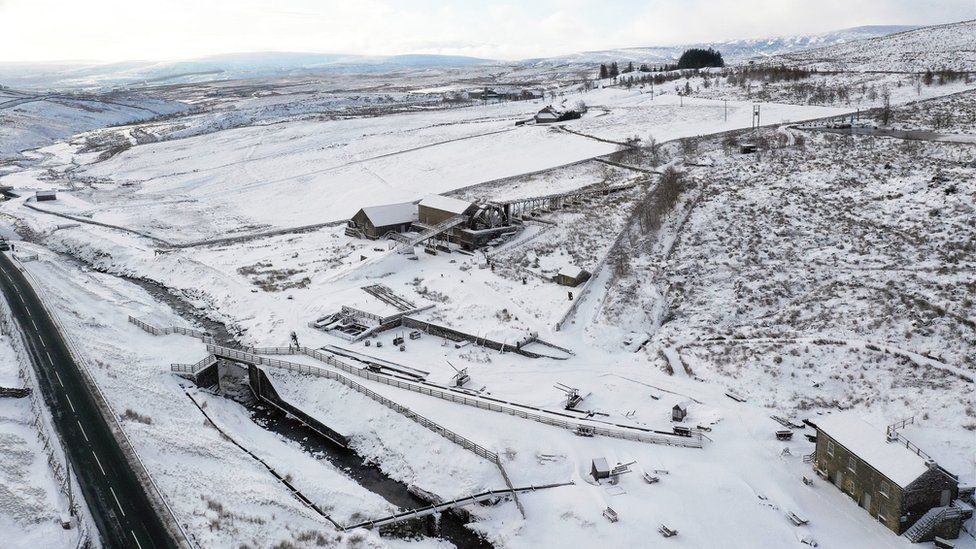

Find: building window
880;481;890;498
847;457;856;472
827;441;835;456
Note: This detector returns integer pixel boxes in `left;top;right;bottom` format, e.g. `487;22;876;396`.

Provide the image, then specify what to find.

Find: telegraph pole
724;99;728;122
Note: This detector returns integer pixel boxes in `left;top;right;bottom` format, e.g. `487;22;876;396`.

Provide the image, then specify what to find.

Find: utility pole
752;104;761;132
724;99;728;122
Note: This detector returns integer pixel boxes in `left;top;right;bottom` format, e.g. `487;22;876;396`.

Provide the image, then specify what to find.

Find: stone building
813;413;967;541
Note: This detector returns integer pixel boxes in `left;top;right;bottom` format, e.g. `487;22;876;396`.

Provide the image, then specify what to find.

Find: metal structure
448;361;470;388
489;182;639;221
554;383;586;410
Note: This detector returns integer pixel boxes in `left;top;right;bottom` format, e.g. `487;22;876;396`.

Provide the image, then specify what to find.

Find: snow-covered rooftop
816;413;931;488
359;201;417;227
558;265;586;279
419;194;473;215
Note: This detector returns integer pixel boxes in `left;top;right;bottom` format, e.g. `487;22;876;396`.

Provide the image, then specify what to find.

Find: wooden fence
211;344;703;449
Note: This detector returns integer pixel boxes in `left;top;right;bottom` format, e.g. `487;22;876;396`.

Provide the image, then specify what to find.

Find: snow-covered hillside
0;90;187;161
534;25;919;66
768;19;976;71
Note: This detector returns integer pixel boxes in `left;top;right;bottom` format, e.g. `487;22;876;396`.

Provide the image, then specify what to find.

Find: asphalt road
0;253;178;549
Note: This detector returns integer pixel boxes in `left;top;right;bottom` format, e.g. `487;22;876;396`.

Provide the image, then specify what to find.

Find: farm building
417;195;477;226
346;201;417;239
556;265;591;287
813;413;968;541
35;190;57;201
535;105;583;124
469;88;500;101
535;106;562;123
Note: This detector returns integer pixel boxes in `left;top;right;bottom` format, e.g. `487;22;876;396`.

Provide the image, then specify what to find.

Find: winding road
0;253;179;549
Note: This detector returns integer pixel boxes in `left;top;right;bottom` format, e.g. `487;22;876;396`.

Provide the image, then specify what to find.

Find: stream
121;273;493;548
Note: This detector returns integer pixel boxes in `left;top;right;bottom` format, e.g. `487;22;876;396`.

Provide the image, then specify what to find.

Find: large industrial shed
346;202;417;239
813;413;967;542
417;195;477;226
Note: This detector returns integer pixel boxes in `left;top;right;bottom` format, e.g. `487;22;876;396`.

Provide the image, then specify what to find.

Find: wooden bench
787;511;809;526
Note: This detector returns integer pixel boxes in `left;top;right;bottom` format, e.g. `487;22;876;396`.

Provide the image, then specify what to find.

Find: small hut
672;400;692;422
35;190;57;201
591;457;611;481
556;265;591;287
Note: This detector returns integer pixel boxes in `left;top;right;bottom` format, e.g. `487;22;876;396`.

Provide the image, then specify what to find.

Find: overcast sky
1;0;972;63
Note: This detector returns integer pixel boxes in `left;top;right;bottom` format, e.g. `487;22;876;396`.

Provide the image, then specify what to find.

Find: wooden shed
556;265;591;287
591;457;611;480
347;201;417;239
672;400;691;422
813;413;965;541
35;190;57;201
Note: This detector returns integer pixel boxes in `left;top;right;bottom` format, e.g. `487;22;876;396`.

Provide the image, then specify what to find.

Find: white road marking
77;420;89;442
110;486;126;517
91;450;106;475
46;350;54;363
65;395;75;413
54;370;63;387
30;318;38;330
131;530;143;549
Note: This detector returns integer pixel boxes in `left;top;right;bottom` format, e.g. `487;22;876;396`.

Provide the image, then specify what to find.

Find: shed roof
592;457;610;473
419;194;473;215
673;400;693;411
558;265;587;279
358;201;417;227
816;413;931;489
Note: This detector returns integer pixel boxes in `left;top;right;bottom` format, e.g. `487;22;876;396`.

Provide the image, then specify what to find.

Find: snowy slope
528;25;920;66
767;19;976;71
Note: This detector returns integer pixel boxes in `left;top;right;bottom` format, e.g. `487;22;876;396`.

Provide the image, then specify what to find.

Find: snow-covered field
1;21;975;548
0;331;76;548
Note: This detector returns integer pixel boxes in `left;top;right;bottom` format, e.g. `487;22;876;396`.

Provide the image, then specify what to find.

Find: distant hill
0;52;494;90
528;25;920;66
763;19;976;71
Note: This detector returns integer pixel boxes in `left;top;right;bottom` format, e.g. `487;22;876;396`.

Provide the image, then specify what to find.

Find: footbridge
343;482;573;531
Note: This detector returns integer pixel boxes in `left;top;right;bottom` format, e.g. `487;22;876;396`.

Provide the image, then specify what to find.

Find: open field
1;20;975;548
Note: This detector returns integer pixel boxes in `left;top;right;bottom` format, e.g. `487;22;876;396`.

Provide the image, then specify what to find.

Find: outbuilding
672;400;692;422
347;201;418;239
813;413;966;541
556;265;591;287
591;457;611;481
35;190;57;201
